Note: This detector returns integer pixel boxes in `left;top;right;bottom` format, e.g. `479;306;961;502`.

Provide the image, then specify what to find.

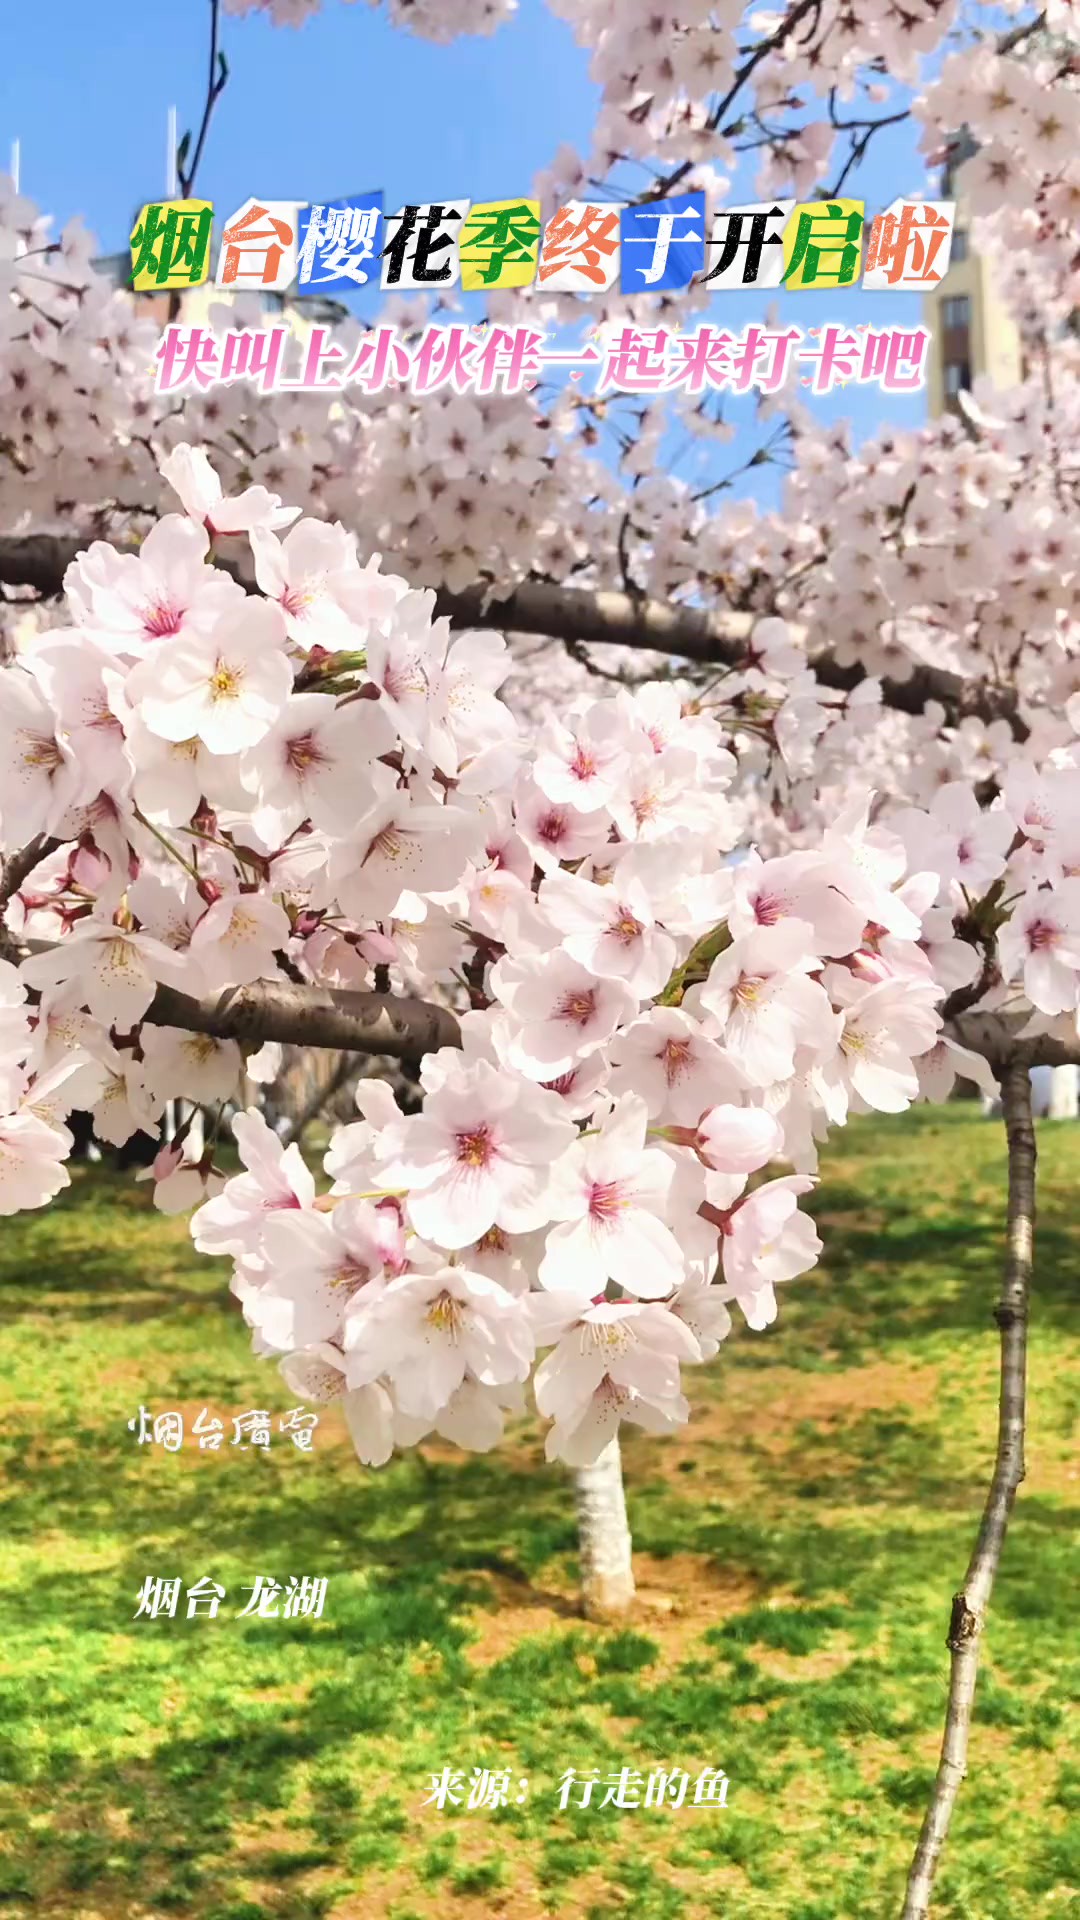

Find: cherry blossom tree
2;3;1079;1913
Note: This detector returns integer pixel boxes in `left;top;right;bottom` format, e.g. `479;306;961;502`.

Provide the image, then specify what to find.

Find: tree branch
947;1010;1080;1072
435;580;1024;732
0;835;59;965
177;0;227;200
900;1058;1034;1920
640;0;822;203
0;834;56;912
0;539;1027;737
144;980;461;1061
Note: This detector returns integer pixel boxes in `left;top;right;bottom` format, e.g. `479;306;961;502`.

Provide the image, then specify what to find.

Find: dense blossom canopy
1;0;1078;1474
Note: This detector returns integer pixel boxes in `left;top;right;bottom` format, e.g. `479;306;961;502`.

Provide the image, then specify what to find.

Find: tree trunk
900;1061;1035;1918
280;1050;356;1146
574;1438;636;1620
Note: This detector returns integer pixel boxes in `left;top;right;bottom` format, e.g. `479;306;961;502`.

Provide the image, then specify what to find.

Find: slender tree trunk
901;1061;1035;1919
574;1438;636;1619
281;1050;356;1146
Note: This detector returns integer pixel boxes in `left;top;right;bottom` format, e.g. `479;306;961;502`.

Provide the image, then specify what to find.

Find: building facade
921;134;1025;418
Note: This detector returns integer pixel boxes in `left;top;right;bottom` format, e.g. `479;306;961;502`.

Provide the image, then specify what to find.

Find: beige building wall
922;207;1023;417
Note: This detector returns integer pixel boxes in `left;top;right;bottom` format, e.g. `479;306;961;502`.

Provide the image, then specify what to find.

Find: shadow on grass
1;1116;1078;1915
2;1475;1074;1913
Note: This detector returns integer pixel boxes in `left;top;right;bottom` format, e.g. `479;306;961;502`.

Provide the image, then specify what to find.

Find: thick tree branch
900;1058;1034;1920
145;980;461;1061
0;536;1025;736
0;834;56;912
435;581;1024;733
947;1010;1080;1072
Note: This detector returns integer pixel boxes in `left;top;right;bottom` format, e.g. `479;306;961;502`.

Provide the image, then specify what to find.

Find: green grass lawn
0;1107;1077;1920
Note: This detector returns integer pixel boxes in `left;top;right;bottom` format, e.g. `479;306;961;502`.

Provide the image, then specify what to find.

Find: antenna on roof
166;106;178;197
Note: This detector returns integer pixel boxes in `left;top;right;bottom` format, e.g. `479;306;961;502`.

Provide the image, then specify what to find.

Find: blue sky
2;0;938;507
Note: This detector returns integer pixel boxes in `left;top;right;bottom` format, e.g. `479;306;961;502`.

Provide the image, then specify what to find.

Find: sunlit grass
0;1106;1076;1917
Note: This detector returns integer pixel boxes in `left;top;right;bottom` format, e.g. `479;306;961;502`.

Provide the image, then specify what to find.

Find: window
944;361;972;396
942;293;971;329
951;227;969;264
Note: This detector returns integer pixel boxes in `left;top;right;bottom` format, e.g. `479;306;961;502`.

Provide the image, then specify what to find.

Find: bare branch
145;980;461;1061
177;0;228;200
900;1058;1034;1919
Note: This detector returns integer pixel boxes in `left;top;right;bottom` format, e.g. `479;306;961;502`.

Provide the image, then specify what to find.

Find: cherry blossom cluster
917;35;1080;333
6;140;1079;854
6;450;1080;1470
224;0;1054;207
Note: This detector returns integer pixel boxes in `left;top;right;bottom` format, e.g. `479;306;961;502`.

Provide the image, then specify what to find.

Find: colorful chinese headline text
132;193;956;297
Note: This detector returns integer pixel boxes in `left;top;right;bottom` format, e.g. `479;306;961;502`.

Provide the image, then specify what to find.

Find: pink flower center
660;1037;693;1084
476;1225;508;1253
1026;918;1059;952
555;988;597;1028
280;582;316;618
734;971;765;1006
751;889;785;926
142;600;184;639
536;809;568;848
588;1179;626;1222
330;1255;371;1294
304;1360;345;1403
18;730;64;772
544;1070;579;1096
426;1290;465;1337
286;730;329;775
456;1124;495;1168
383;656;427;701
569;745;597;782
609;906;643;946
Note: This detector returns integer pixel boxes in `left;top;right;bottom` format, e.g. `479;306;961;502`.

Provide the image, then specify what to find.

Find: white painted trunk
573;1437;635;1619
1048;1064;1079;1119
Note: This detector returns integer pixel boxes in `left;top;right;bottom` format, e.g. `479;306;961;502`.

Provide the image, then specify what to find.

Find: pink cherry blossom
161;442;301;536
531;1294;699;1466
714;1175;822;1330
191;1108;315;1259
608;1007;747;1124
697;923;837;1087
490;950;636;1080
538;868;677;998
376;1057;575;1249
0;1109;72;1214
125;600;292;754
539;1095;688;1301
997;882;1080;1016
345;1265;534;1421
20;924;186;1031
